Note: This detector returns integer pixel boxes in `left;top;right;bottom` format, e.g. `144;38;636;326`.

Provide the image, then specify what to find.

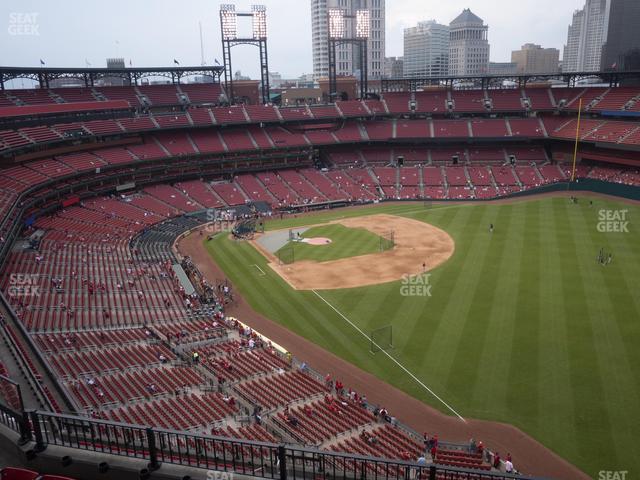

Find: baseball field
203;196;639;478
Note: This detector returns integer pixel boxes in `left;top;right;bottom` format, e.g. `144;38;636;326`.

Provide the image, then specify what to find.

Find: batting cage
370;325;393;354
379;230;395;252
277;244;295;265
232;219;258;239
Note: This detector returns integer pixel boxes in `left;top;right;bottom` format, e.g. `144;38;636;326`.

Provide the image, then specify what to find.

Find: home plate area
300;237;332;245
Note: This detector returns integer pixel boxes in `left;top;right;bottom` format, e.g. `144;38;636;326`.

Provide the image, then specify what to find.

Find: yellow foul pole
570;98;583;182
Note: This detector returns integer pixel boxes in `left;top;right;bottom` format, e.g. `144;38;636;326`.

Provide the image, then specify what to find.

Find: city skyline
0;0;601;81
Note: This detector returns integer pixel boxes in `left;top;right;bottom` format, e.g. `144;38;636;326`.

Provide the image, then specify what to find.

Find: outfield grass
274;224;386;264
205;197;640;478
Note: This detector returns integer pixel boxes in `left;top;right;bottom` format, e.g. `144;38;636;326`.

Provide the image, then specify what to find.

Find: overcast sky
2;0;586;80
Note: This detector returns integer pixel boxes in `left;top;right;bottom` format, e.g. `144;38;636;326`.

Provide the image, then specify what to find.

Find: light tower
220;4;270;104
327;8;370;100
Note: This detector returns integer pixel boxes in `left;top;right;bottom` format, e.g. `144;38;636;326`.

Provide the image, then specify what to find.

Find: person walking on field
489;223;494;233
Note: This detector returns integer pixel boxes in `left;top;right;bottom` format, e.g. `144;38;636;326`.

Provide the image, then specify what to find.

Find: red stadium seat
0;468;39;480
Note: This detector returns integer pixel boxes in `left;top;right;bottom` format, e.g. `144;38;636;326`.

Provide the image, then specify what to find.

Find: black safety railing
0;401;21;433
20;409;545;480
0;401;31;445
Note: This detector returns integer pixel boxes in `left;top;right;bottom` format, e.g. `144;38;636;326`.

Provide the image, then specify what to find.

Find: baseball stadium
0;3;639;480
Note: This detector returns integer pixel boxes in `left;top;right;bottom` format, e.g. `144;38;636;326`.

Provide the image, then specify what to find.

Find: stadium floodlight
252;5;267;39
356;9;370;38
328;8;346;39
220;4;237;40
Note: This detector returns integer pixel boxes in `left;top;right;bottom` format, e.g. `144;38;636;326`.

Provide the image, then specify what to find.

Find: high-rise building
448;9;489;76
311;0;385;80
384;56;404;78
600;0;640;71
511;44;560;74
403;20;450;78
562;0;611;72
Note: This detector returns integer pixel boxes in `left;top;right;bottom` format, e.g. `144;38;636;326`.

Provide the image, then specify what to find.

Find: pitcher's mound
302;237;332;245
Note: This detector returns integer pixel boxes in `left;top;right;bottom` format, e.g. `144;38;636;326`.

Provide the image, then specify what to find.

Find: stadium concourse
0;76;639;480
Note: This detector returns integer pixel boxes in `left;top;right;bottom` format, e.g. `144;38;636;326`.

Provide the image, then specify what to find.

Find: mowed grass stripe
560;200;618;476
401;203;473;369
464;201;530;420
504;200;541;425
536;199;578;462
445;204;517;416
410;205;496;406
575;202;640;475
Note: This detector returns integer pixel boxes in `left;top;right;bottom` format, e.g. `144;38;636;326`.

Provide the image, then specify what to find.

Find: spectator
504;458;514;473
493;452;501;469
430;445;437;460
379;407;388;422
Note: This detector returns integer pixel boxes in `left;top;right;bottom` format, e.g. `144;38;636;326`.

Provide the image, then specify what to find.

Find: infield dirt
251;213;455;290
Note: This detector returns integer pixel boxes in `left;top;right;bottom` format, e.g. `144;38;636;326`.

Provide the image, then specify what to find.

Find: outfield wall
503;179;640;201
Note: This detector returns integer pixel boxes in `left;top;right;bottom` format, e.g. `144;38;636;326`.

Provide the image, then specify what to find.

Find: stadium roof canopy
0;65;225;89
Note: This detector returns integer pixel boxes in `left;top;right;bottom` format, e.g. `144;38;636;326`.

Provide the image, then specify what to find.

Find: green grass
205;197;640;478
274;224;387;264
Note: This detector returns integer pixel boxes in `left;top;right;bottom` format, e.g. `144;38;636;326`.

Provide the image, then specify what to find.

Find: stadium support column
259;37;270;104
222;38;233;103
359;38;368;99
328;40;337;102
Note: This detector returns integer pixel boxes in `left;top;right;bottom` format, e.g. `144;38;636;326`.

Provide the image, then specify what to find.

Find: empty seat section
395;120;430;138
432;120;469;138
470;119;508;137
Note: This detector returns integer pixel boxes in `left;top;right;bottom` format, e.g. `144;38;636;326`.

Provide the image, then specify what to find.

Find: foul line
312;289;466;423
251;264;266;276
